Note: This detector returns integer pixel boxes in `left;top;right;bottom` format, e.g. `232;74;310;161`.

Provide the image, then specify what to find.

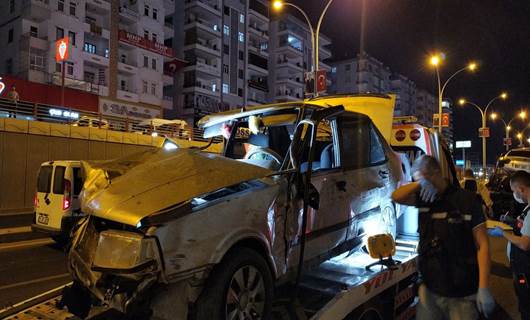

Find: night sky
289;0;530;164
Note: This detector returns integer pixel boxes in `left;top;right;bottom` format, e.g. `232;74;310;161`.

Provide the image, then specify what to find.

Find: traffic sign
55;37;70;62
478;127;490;138
433;113;450;127
455;140;472;148
503;137;512;146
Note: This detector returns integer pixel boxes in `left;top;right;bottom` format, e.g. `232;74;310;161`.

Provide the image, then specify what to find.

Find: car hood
80;148;273;226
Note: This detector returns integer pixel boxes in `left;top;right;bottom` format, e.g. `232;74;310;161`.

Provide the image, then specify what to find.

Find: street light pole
314;0;335;97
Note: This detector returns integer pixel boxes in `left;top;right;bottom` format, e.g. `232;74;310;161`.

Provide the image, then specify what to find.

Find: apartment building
268;13;332;102
0;0;175;119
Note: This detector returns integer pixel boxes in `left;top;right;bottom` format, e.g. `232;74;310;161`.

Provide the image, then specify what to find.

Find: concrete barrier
0;118;222;214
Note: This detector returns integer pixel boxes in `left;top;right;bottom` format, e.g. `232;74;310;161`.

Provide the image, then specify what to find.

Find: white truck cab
32;160;84;242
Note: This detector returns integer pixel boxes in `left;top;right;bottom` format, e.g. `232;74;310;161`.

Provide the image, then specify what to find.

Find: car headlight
93;230;153;271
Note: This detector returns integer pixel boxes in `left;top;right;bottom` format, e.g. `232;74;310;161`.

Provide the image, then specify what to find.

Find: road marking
0;226;32;236
0;238;54;252
0;273;70;291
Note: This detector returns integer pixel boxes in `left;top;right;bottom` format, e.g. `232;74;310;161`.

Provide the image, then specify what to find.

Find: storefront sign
118;30;174;58
55;37;70;62
99;99;160;120
49;108;79;119
455;140;471;148
0;77;5;95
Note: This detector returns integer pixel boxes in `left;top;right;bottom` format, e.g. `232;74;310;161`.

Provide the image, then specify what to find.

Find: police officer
393;155;495;319
488;170;530;320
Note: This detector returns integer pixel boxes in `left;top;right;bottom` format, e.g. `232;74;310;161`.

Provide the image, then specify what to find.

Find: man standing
392;155;495;319
488;170;530;320
6;85;19;118
460;168;493;217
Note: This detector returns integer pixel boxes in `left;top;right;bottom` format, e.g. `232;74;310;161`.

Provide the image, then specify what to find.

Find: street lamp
429;53;477;134
273;0;335;97
458;92;508;171
517;132;524;147
490;110;527;151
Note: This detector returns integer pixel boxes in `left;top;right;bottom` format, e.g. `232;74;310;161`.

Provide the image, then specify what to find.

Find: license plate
38;213;49;225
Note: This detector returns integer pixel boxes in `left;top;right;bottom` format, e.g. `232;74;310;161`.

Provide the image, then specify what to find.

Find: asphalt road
0;213;523;319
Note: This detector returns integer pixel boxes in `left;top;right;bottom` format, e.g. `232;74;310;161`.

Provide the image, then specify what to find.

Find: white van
32;160;84;242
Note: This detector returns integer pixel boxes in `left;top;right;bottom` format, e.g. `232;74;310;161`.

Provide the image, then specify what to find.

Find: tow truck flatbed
2;237;418;320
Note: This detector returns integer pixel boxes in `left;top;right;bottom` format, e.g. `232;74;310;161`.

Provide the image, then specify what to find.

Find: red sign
119;30;174;58
504;137;512;146
410;129;421;141
433;113;450;127
164;59;187;76
316;70;327;92
55;37;70;62
479;127;490;138
395;130;406;142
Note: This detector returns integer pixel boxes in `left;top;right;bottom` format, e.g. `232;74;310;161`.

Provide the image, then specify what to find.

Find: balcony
118;61;137;75
162;96;173;110
86;0;110;13
276;76;303;88
23;0;51;22
249;25;268;39
249;0;268;20
117;88;139;103
184;20;221;38
184;41;220;58
276;59;304;72
183;81;220;97
183;61;220;78
82;50;110;67
184;0;221;17
275;91;302;101
84;21;110;39
119;6;139;24
21;33;48;51
248;79;268;92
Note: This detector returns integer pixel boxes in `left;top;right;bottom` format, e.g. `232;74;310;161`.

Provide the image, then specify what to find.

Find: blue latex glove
476;287;496;318
487;226;504;237
419;179;437;203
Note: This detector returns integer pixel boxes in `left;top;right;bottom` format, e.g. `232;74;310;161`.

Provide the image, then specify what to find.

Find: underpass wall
0;118;222;214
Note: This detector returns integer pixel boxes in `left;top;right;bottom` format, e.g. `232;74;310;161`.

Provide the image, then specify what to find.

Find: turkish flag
316;70;327;92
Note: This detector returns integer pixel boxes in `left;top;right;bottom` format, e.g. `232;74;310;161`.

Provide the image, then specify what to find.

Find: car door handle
336;180;347;192
379;170;389;178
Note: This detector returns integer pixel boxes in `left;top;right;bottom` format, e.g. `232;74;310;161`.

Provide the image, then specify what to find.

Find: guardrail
0;98;222;143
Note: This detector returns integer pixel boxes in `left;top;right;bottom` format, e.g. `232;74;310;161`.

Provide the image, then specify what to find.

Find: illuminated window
222;83;229;94
240;14;245;23
238;32;244;43
223;25;230;36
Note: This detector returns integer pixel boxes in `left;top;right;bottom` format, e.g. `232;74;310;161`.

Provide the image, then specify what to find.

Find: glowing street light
459;92;509;170
272;0;283;9
490;109;527;151
429;53;478;134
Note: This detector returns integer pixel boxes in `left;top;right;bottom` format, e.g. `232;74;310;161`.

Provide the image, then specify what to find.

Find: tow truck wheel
193;247;273;320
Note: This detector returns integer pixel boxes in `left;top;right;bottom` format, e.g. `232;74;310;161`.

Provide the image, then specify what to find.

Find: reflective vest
417;186;480;297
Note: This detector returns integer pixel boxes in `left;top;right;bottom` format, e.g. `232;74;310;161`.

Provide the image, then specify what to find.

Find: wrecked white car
64;101;402;319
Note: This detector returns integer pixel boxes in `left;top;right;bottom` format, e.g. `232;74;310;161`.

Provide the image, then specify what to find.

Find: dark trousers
513;272;530;320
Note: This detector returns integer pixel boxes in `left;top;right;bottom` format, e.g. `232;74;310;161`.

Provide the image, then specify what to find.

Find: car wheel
193;247;273;320
380;204;397;239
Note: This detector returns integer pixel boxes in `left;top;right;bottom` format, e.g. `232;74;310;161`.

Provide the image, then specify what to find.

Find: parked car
32;160;84;242
64;98;402;319
72;116;110;129
132;118;189;138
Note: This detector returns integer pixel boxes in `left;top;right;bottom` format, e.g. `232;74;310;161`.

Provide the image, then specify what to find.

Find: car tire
192;247;274;320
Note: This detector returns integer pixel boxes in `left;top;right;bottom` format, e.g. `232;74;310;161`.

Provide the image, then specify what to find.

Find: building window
224;6;230;15
223;64;228;73
152;8;158;20
104;48;109;58
144;29;149;39
58;0;64;12
56;27;64;40
223;44;229;54
66;62;74;75
6;58;13;74
55;62;61;73
331;66;337;73
120;54;126;63
143;56;149;67
238;32;244;43
240;14;245;23
69;2;76;16
238;88;243;97
142;81;148;94
151;83;157;95
223;25;229;36
9;0;14;13
30;26;38;37
152;33;157;43
345;64;351;71
238;69;243;79
120;80;127;91
8;29;13;43
222;83;229;94
84;42;96;54
144;5;149;16
151;58;157;70
68;31;76;46
238;50;244;60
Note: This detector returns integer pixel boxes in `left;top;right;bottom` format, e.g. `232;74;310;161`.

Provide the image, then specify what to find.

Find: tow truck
2;105;458;320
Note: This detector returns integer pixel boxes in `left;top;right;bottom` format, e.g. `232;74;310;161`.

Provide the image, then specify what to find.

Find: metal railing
0;98;221;143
